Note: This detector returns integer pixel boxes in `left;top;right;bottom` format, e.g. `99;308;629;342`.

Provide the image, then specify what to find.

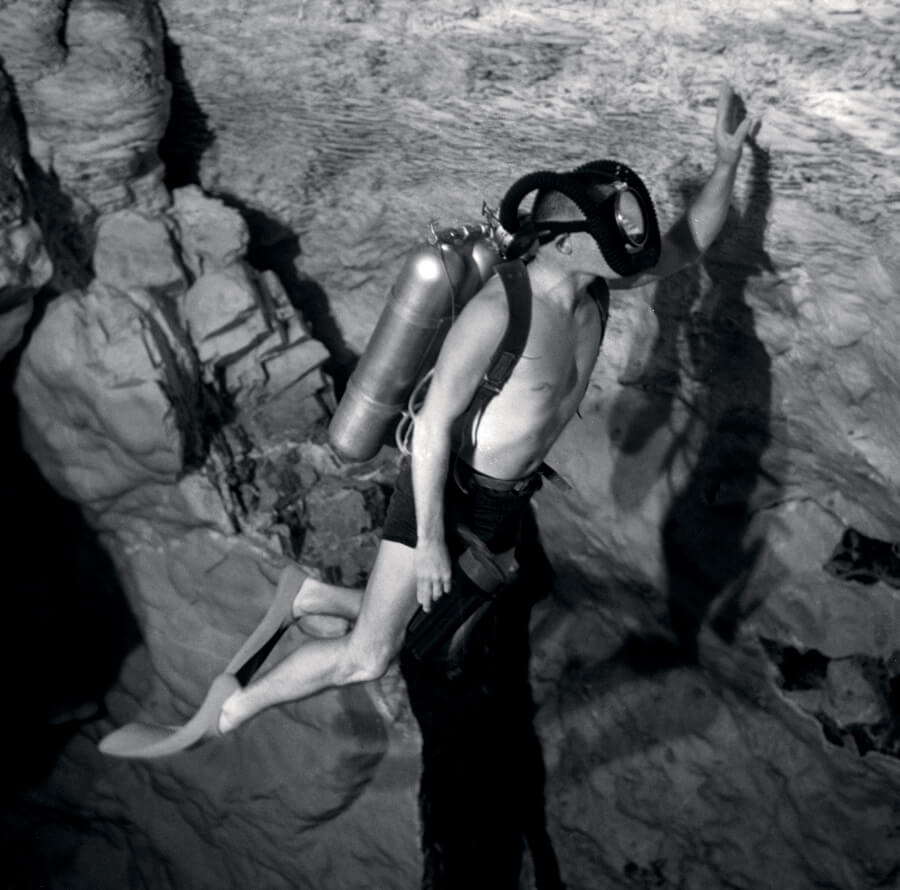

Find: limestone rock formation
0;0;171;215
2;1;900;889
9;180;389;886
170;184;249;275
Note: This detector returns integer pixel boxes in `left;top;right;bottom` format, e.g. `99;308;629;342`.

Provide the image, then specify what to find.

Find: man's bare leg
220;540;418;733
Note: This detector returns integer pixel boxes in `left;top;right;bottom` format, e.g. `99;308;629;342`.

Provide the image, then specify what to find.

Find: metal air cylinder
329;231;499;462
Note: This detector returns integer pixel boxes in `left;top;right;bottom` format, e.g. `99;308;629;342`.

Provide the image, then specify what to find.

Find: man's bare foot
291;574;365;628
218;686;241;735
291;573;325;619
224;564;315;676
98;674;240;758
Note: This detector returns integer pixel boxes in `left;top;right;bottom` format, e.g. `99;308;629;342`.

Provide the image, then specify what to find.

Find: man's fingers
721;116;752;158
417;581;432;612
715;80;732;131
715;80;752;143
418;573;450;612
734;116;753;144
432;574;450;601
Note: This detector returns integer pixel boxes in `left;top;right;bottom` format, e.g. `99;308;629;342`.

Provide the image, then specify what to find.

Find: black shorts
382;458;542;555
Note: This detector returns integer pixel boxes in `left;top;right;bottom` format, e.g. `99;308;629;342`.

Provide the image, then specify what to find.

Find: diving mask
498;160;661;276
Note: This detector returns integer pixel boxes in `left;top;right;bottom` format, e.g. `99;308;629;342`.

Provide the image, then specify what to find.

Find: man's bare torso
453;271;605;480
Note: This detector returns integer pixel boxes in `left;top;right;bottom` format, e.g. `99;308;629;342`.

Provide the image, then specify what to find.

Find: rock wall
0;71;52;359
1;1;899;889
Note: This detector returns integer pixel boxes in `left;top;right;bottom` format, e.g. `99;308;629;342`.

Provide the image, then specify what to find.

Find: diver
99;81;753;758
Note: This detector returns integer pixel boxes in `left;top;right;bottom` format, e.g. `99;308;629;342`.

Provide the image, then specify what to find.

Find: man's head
498;160;661;277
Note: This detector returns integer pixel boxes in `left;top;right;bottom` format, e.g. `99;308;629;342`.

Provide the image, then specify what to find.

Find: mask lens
616;189;647;247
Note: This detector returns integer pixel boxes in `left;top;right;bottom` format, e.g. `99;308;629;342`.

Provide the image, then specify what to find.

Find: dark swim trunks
387;457;543;662
382;457;542;557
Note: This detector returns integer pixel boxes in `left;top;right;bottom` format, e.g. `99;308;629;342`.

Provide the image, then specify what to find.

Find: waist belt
454;457;570;495
453;458;542;495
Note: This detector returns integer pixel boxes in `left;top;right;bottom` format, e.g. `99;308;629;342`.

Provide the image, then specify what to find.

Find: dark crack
762;638;900;759
825;527;900;587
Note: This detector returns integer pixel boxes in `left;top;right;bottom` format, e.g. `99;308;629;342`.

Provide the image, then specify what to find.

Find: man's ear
555;234;573;255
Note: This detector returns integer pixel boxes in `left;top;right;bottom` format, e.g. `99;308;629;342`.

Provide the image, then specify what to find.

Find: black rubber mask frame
498;160;661;276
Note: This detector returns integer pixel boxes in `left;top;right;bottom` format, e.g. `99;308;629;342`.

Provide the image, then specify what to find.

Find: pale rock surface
0;1;68;109
0;0;171;216
178;253;332;424
3;1;900;890
182;263;270;361
15;284;186;503
169;184;249;276
93;208;187;297
7;105;378;884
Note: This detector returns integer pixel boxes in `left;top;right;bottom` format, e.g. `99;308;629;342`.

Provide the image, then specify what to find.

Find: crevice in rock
760;639;830;691
1;67;94;292
55;0;72;55
203;413;260;529
0;154;27;231
140;299;227;470
623;858;669;889
824;527;900;588
761;638;900;759
25;159;95;290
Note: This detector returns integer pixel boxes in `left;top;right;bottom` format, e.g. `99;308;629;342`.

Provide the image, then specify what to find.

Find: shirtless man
99;82;751;757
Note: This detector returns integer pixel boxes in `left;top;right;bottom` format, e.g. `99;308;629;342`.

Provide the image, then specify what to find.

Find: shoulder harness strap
462;259;573;492
473;258;532;406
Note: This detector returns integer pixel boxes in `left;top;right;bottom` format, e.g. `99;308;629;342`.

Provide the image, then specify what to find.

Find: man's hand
714;81;753;168
613;81;755;286
415;537;452;612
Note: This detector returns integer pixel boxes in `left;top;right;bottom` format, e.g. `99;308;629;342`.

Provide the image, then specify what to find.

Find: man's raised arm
615;81;753;287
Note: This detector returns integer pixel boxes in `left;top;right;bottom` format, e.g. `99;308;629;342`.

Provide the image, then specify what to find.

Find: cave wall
1;1;899;888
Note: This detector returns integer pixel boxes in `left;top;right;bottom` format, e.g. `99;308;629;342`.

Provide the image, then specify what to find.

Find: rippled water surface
165;0;899;344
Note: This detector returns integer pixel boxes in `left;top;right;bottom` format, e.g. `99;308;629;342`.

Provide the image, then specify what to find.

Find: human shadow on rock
400;509;565;890
0;341;141;795
612;136;778;664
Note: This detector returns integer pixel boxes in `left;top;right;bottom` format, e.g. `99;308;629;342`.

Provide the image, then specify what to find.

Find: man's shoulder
433;275;510;379
458;276;510;328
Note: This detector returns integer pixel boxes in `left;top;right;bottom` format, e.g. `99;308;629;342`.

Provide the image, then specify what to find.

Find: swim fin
98;563;309;759
225;563;309;677
97;673;240;759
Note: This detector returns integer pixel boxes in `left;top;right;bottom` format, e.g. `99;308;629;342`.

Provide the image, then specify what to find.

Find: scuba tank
328;213;506;462
329;154;658;462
